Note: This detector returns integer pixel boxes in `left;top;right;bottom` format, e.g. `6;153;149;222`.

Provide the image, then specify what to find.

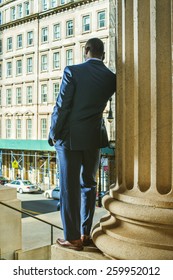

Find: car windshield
23;180;33;185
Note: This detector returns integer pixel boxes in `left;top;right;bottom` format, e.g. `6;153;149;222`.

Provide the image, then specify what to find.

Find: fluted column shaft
92;0;173;260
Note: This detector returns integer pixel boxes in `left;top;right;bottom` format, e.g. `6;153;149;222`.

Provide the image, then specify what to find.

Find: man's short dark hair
85;38;104;57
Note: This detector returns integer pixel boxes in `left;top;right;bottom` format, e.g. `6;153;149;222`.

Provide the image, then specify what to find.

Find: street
17;192;59;217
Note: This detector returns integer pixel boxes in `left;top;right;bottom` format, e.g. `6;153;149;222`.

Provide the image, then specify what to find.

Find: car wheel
19;188;23;194
46;193;50;198
57;201;60;211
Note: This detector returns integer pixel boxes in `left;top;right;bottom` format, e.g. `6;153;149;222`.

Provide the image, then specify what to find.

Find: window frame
41;84;48;103
16;87;22;105
53;52;60;69
66;20;73;37
97;10;106;29
17;34;23;49
6;119;12;138
41;54;48;71
16;119;22;139
26;85;33;104
41;118;47;139
7;61;12;77
27;57;33;73
16;59;22;76
41;27;48;43
53;82;59;101
6;88;12;106
27;31;34;46
7;37;12;51
82;15;90;33
53;23;60;40
26;118;32;139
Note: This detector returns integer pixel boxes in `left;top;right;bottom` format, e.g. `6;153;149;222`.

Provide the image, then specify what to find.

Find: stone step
15;245;51;260
51;243;110;260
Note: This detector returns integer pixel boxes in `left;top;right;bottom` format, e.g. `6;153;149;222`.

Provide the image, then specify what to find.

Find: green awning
0;139;115;155
101;147;115;156
0;139;55;152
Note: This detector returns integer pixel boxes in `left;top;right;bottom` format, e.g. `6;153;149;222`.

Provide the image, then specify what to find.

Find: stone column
92;0;173;260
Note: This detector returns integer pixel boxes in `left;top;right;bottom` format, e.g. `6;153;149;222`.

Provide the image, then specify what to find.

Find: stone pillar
92;0;173;260
0;187;22;259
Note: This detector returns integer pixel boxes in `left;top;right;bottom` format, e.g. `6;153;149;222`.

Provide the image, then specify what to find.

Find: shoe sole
56;240;83;251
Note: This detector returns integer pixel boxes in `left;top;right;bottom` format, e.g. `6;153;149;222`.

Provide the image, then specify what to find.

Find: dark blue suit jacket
49;59;116;150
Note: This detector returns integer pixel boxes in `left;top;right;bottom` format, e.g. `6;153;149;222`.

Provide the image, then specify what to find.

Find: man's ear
102;52;105;61
85;46;90;55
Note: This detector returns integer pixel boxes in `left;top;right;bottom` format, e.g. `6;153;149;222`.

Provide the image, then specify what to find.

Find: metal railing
0;201;63;245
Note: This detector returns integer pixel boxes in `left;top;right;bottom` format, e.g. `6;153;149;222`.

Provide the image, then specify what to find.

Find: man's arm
49;66;75;141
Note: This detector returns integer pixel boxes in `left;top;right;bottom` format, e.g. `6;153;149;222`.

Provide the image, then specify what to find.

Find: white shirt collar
86;58;102;62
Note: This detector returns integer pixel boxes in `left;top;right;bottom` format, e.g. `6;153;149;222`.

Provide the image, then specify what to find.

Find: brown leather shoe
81;235;95;246
56;238;83;251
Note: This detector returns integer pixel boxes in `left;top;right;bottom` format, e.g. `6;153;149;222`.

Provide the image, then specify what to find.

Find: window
41;54;48;71
7;62;12;77
6;119;12;138
27;31;33;46
26;119;32;139
16;119;22;139
53;83;59;101
0;39;2;53
17;34;23;48
53;52;60;69
41;27;48;42
66;49;73;66
83;15;90;32
6;89;12;105
16;60;22;75
27;57;33;73
66;20;73;37
16;87;22;105
51;0;57;8
98;11;106;29
81;45;85;62
26;86;32;104
25;1;30;16
41;118;47;139
17;4;22;18
42;0;48;11
7;37;12;51
53;24;60;40
41;84;47;103
11;7;16;21
0;88;1;106
60;0;65;4
0;64;2;79
0;12;2;25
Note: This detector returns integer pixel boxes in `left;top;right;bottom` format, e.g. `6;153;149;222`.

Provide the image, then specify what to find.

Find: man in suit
48;38;116;251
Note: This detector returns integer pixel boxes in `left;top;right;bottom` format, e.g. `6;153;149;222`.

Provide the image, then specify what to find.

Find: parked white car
5;179;39;194
44;186;60;199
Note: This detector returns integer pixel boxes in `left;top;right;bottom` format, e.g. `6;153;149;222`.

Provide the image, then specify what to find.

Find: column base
92;192;173;260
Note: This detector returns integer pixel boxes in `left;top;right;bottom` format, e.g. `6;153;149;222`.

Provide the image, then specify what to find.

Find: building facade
0;0;116;188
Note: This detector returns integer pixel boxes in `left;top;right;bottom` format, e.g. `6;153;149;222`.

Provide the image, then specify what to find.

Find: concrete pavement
22;207;108;251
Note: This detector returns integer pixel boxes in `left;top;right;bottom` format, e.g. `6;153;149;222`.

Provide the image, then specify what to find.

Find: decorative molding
0;0;95;31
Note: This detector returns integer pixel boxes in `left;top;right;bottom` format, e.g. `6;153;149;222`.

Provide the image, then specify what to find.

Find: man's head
84;38;105;61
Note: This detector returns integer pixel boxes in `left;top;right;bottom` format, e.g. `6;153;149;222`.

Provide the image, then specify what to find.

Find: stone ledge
51;244;110;260
15;245;51;260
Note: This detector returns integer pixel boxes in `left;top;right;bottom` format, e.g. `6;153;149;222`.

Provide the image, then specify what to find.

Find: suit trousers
55;142;100;241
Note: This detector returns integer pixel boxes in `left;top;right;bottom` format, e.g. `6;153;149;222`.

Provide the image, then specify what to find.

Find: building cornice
0;0;14;8
0;0;96;31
